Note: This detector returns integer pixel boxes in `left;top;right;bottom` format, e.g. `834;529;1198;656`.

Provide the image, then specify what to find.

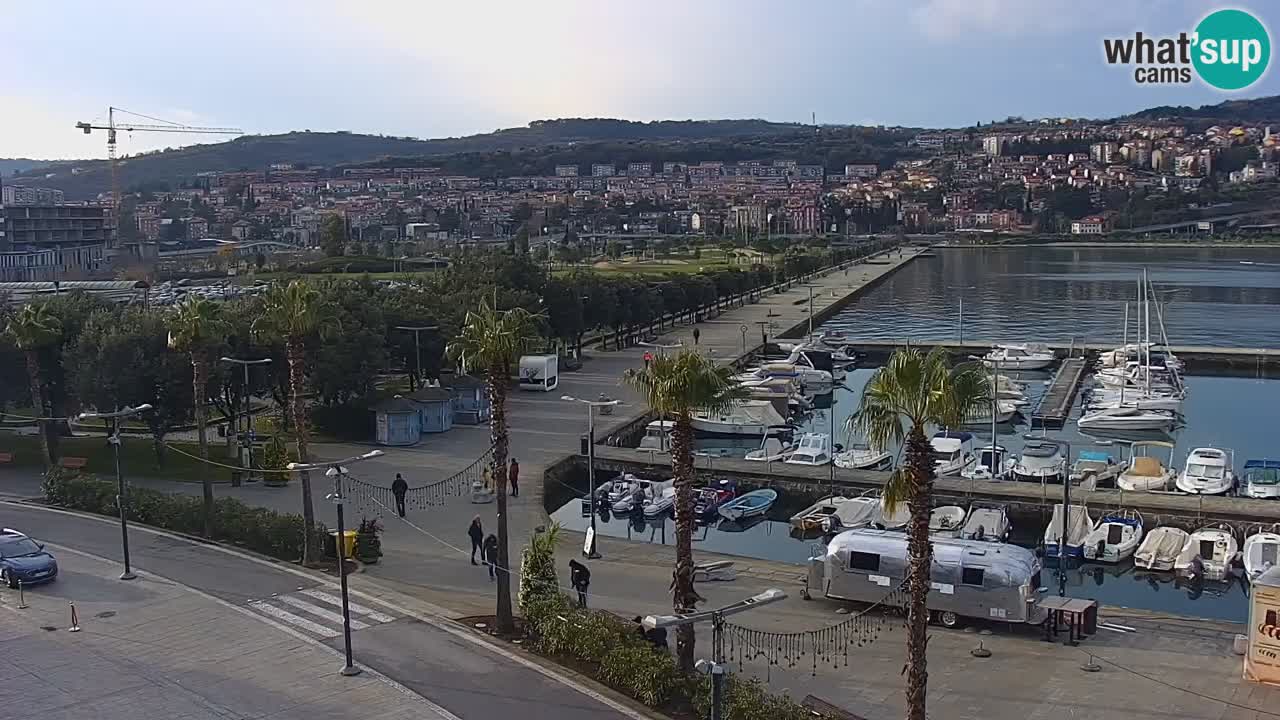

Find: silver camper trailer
805;528;1046;628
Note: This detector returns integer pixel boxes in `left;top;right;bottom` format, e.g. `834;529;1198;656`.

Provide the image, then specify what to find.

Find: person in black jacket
569;559;591;608
468;516;483;565
391;473;408;518
483;534;500;580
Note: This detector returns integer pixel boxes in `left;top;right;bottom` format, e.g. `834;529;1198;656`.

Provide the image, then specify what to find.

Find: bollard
16;579;27;609
68;602;81;632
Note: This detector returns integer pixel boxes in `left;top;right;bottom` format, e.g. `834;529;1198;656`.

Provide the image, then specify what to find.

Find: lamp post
643;589;787;720
561;395;620;559
948;285;976;346
76;404;153;580
220;357;271;481
393;325;439;391
287;450;385;676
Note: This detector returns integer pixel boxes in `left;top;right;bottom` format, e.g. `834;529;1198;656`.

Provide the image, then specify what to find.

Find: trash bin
330;530;357;558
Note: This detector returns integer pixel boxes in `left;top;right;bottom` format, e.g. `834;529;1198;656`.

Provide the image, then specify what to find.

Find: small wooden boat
717;489;778;522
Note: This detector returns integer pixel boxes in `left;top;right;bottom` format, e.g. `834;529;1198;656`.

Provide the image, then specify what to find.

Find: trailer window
961;567;985;587
847;551;880;572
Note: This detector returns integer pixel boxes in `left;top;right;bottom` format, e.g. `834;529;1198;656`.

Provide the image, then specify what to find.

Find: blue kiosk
373;396;421;446
410;387;455;434
445;374;491;425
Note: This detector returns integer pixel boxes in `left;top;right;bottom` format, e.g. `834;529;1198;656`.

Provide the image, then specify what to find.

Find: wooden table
1040;596;1098;646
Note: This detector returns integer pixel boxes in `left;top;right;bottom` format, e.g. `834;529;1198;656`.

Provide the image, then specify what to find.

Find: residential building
0;203;112;280
1;185;65;205
554;165;579;177
915;133;947;150
187;217;209;239
1070;215;1108;235
626;162;652;177
844;164;878;179
983;135;1006;156
591;164;616;177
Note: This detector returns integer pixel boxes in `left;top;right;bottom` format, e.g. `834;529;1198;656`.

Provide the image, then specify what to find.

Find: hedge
42;470;327;562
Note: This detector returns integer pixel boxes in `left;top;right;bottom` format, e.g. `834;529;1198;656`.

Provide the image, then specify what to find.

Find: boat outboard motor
1188;555;1205;581
1095;538;1107;560
973;525;986;541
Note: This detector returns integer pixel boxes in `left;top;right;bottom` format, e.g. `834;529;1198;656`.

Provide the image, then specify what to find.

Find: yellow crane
75;107;243;244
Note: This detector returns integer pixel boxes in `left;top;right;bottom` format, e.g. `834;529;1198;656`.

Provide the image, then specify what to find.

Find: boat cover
1139;528;1186;565
1046;504;1091;546
1131;456;1163;477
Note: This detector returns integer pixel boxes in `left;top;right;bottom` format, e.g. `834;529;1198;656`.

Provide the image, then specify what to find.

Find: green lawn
0;434;229;483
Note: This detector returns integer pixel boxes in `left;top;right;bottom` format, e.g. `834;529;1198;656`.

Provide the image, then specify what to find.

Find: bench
801;695;868;720
0;453;12;464
59;457;89;470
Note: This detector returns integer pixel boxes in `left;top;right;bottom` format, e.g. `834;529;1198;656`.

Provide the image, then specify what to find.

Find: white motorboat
1098;343;1184;373
1084;389;1184;414
732;362;832;389
1134;526;1190;571
875;496;910;530
778;334;857;363
930;431;976;476
1043;503;1092;558
961;445;1015;482
642;485;677;517
963;399;1019;425
743;432;798;462
929;505;968;536
1069;451;1122;488
1175;447;1236;496
982;343;1055;370
819;494;882;533
691;400;790;436
1174;524;1239;580
1243;459;1280;500
1011;440;1067;484
1116;441;1178;492
791;496;861;532
1244;526;1280;581
991;374;1029;402
1077;406;1178;433
959;504;1010;542
780;347;848;377
1082;509;1144;563
784;433;832;466
833;441;893;470
613;477;669;514
636;420;674;453
611;486;645;514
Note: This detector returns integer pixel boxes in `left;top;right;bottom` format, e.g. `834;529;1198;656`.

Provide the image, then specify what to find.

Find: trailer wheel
937;611;963;629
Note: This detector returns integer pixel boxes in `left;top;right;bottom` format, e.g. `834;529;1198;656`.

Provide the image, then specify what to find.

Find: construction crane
75;107;243;245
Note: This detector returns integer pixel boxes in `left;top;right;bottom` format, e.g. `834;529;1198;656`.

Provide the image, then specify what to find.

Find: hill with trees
1121;94;1280;125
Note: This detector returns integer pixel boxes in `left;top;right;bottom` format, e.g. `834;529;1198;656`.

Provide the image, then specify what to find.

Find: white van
518;355;559;392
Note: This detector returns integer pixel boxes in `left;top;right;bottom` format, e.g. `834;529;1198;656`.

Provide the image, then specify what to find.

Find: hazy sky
4;0;1279;159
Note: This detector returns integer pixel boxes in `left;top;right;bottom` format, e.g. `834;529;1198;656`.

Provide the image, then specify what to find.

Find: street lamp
287;450;385;676
220;357;271;483
393;325;439;391
76;404;153;580
561;395;620;559
643;589;787;720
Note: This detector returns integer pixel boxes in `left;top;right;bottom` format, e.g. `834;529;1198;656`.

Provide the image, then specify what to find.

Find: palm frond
622;350;745;419
446;298;545;375
3;302;62;351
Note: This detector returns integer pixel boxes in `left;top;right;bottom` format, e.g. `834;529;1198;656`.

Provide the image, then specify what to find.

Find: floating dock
1031;357;1088;428
841;339;1280;373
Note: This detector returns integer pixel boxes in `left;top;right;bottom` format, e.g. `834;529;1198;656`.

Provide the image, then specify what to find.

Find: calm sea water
820;246;1280;347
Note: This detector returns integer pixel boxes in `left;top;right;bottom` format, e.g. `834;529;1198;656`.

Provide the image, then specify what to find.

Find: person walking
483;534;500;581
692;327;700;346
569;558;591;608
468;516;484;565
643;351;653;370
391;473;408;518
509;458;520;497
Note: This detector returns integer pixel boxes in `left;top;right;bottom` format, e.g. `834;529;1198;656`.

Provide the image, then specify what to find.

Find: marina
1030;357;1088;427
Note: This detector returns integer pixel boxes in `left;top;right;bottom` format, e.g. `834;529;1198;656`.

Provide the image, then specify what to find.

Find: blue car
0;529;58;588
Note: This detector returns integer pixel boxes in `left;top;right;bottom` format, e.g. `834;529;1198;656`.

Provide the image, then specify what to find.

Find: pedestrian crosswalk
247;587;399;640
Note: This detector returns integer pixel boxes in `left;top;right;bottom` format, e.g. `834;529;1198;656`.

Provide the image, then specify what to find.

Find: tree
623;351;745;672
167;297;227;537
515;225;530;255
320;214;346;257
446;298;543;636
254;252;267;270
254;281;337;565
846;348;988;720
3;303;62;468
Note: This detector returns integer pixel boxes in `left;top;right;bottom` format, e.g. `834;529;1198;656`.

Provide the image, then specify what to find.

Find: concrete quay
842;339;1280;372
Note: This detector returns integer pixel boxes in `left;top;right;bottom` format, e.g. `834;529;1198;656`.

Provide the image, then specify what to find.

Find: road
0;502;649;720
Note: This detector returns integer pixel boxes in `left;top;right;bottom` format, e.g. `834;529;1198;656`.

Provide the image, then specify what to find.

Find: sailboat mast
1142;269;1151;393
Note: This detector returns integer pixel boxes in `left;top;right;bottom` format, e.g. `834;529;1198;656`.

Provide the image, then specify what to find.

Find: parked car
0;529;58;587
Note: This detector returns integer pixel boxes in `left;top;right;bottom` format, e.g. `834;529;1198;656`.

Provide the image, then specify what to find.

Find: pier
1030;357;1087;428
841;339;1280;373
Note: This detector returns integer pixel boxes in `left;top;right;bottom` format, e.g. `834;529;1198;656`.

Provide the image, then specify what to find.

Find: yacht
982;343;1055;370
1134;526;1190;571
929;505;968;536
733;362;832;389
691;400;790;436
1076;406;1178;433
961;445;1015;482
1174;525;1239;580
962;399;1020;425
778;333;857;363
1175;447;1235;496
930;431;976;476
1098;343;1184;374
1069;451;1122;488
1243;459;1280;500
784;433;833;467
833;441;893;470
1084;388;1184;414
743;432;798;462
1244;526;1280;581
1011;440;1067;484
636;420;674;453
780;347;849;376
959;504;1010;542
1082;510;1144;563
1116;441;1178;492
991;374;1029;402
1043;503;1092;558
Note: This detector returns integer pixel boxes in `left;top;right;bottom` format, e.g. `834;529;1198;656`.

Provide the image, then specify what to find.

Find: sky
4;0;1280;160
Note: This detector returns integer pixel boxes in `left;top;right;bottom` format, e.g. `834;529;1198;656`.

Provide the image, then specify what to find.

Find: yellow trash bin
331;530;357;557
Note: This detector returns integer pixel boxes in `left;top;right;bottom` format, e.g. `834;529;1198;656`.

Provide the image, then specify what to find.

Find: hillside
1122;95;1280;125
8;119;810;199
0;159;64;178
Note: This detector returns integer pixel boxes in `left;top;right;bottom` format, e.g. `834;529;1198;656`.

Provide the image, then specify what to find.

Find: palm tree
623;350;744;672
254;281;335;566
446;297;542;636
3;303;62;469
167;297;226;538
846;347;988;720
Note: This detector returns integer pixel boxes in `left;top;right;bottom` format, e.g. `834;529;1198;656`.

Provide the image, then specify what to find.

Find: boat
1098;343;1184;373
777;334;858;363
1084;388;1184;414
959;504;1010;542
818;493;882;533
991;374;1030;403
1134;526;1190;571
691;400;790;437
717;488;778;521
1243;459;1280;500
1243;526;1280;581
612;477;668;514
962;399;1019;425
929;505;968;536
982;343;1055;370
1077;406;1178;432
1011;440;1067;484
833;441;893;470
791;496;863;532
1175;447;1236;496
636;420;674;453
1081;509;1144;562
875;497;910;530
784;433;832;466
611;486;646;514
1069;450;1122;488
1174;524;1239;580
1042;503;1092;558
743;429;798;462
961;445;1015;481
693;480;736;519
732;362;832;389
1116;441;1178;492
930;431;976;476
779;347;848;377
642;485;677;517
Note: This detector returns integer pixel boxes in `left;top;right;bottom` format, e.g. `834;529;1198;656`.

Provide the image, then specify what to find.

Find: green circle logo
1193;9;1270;90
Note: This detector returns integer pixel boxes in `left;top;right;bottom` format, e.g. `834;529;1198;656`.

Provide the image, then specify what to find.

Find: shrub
518;522;561;612
310;403;374;441
691;676;813;720
261;434;293;478
599;642;683;707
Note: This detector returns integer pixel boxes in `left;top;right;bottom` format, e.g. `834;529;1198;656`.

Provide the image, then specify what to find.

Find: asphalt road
2;502;641;720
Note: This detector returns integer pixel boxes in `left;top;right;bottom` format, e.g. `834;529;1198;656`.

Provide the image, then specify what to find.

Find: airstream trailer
804;528;1045;628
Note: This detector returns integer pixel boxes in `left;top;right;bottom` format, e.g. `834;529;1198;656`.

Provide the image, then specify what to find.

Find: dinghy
717;489;778;521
